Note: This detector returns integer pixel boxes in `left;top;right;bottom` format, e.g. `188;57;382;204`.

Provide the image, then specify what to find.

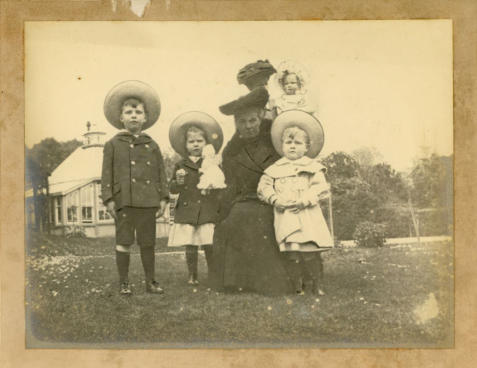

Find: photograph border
1;1;475;367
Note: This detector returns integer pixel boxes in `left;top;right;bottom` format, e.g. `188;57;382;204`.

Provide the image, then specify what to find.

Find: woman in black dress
209;87;293;295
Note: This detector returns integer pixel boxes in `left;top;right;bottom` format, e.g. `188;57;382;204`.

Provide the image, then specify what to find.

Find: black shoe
146;280;164;294
120;282;132;296
312;281;325;296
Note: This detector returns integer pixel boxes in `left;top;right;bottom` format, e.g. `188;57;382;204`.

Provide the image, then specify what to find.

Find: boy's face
120;103;147;134
283;74;299;95
282;133;308;160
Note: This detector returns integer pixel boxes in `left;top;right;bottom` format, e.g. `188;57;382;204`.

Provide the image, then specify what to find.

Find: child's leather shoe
146;280;164;294
119;282;132;296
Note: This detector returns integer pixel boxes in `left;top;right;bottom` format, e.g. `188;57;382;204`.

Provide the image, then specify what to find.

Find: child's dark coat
170;158;221;225
101;131;169;209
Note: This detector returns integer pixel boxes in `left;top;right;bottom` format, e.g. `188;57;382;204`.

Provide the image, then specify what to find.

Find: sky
25;20;453;171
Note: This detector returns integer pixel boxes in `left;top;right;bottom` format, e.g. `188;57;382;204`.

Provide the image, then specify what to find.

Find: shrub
353;221;387;248
65;224;86;238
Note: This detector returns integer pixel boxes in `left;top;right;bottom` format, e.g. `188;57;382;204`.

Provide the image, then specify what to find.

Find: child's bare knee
116;244;132;253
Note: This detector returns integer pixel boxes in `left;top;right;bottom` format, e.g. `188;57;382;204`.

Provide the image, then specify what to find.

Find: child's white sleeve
257;174;277;205
301;171;330;207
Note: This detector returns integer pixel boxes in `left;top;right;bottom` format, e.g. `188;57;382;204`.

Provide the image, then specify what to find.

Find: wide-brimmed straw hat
271;110;325;158
104;80;161;130
219;87;269;116
169;111;224;158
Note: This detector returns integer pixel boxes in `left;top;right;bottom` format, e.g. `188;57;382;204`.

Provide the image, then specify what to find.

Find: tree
352;146;383;168
321;151;359;182
27;138;82;177
407;154;453;236
364;163;408;204
25;138;82;232
321;152;379;240
410;154;453;209
162;149;182;180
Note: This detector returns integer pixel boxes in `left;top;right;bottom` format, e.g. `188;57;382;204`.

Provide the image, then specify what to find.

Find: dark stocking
203;244;213;271
116;250;130;284
285;252;303;293
185;245;198;280
140;246;156;283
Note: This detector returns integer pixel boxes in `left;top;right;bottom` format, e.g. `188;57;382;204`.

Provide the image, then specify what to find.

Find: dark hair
278;70;303;90
121;98;148;115
185;125;208;142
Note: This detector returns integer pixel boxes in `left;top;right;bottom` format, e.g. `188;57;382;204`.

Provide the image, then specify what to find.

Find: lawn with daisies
26;232;453;348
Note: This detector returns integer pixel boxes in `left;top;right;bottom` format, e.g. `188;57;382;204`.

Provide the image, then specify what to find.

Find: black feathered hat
219;87;269;116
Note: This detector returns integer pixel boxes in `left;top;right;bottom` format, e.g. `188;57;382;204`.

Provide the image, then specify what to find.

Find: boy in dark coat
101;80;168;295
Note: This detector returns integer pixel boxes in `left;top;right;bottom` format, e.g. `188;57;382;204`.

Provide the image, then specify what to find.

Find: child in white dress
274;61;316;115
168;112;224;285
258;111;333;295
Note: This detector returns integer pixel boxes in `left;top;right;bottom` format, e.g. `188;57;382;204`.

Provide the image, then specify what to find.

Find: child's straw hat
271;110;325;158
169;111;224;158
104;80;161;130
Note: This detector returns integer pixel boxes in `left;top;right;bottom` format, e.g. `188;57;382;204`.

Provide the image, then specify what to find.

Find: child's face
282;133;308;160
120;103;147;134
283;74;299;95
186;131;206;157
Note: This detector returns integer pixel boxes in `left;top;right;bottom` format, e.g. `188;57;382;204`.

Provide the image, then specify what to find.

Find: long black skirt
209;200;293;295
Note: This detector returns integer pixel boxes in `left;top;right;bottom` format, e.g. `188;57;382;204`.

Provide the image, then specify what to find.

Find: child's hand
106;201;117;219
274;198;294;212
155;200;167;218
201;188;211;196
288;200;307;213
176;169;187;185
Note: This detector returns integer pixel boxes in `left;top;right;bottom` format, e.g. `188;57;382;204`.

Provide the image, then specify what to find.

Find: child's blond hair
281;126;310;147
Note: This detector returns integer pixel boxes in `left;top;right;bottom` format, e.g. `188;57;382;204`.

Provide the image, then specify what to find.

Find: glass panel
82;207;92;222
66;191;79;223
96;182;112;221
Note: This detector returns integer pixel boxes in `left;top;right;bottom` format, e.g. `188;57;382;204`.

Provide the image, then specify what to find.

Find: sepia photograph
24;20;453;348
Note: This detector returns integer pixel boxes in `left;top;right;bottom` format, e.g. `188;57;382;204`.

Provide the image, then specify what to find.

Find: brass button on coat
132;178;136;183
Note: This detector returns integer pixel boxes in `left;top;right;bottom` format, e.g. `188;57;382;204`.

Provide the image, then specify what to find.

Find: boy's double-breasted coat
170;158;220;225
101;131;169;209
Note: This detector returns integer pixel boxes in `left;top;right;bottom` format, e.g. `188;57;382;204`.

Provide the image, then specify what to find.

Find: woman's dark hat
219;87;269;116
237;60;276;88
169;111;224;158
104;80;161;130
271;110;325;158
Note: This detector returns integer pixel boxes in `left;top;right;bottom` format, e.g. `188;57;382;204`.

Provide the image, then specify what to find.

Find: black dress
209;121;293;295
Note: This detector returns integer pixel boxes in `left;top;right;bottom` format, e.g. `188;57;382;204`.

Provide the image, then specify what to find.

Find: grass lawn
26;233;453;348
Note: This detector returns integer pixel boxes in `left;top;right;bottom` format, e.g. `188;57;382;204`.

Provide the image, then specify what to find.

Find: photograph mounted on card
24;20;453;348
